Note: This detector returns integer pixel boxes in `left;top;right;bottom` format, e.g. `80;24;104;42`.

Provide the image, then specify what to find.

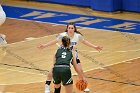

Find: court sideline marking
0;56;139;85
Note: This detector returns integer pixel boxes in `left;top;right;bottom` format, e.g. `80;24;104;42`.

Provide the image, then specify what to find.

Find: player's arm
81;39;103;52
72;50;86;81
53;52;56;65
50;51;57;73
37;39;58;49
78;34;102;52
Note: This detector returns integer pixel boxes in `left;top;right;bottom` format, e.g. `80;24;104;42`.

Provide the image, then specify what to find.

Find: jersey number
61;52;67;58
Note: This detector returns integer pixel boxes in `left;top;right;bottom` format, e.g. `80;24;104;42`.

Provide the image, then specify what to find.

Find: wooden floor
0;0;140;93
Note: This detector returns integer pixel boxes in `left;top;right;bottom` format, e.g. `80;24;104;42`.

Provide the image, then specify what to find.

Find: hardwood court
0;0;140;93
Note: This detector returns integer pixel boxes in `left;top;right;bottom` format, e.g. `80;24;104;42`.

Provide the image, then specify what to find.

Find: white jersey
57;32;84;47
0;5;4;11
0;5;6;26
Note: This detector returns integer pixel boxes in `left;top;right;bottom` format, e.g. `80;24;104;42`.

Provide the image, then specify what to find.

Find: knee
54;85;61;93
48;71;53;78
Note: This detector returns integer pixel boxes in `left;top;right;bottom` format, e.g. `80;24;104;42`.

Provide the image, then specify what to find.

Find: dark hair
65;22;83;35
62;36;71;47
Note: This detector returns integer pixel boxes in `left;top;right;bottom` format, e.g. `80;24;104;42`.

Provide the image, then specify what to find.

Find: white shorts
0;6;6;26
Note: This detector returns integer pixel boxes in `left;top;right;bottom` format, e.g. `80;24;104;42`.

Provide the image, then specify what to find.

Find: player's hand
81;78;87;84
79;76;87;83
37;44;47;49
95;46;103;52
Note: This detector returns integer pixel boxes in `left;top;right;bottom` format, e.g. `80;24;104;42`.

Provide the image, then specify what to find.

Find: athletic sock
45;80;51;85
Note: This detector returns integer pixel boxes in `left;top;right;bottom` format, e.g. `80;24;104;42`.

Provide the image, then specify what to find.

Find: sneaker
45;85;50;93
84;88;90;92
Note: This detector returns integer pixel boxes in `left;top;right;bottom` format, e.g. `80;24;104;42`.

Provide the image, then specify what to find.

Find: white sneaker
45;85;50;93
84;88;90;92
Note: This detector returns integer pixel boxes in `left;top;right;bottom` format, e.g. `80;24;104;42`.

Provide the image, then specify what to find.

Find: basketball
76;80;88;91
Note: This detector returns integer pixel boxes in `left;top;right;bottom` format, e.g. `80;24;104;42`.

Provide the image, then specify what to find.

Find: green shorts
53;66;73;85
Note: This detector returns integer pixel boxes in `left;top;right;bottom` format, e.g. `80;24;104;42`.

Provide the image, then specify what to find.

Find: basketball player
52;36;86;93
0;1;7;93
0;0;7;44
0;0;6;26
38;22;103;93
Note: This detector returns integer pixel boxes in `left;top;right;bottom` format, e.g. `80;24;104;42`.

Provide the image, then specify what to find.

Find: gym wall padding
31;0;91;7
31;0;140;13
90;0;122;12
122;0;140;12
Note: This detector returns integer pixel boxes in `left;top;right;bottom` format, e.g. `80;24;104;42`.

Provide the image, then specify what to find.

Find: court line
0;42;139;85
0;28;139;85
2;17;139;47
0;18;139;85
85;76;140;86
0;63;48;72
4;33;57;46
78;49;140;53
73;56;140;75
0;67;45;76
0;57;139;85
7;17;140;35
7;17;88;31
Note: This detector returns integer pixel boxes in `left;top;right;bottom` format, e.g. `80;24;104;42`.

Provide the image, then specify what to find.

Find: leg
46;69;53;85
53;67;61;93
64;84;73;93
54;84;61;93
45;69;53;93
61;68;73;93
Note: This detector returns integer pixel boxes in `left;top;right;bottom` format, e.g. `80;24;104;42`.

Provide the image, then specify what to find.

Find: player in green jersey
52;36;86;93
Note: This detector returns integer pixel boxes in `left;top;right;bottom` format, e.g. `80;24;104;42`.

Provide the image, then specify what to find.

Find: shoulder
0;5;2;10
55;47;61;54
56;32;67;40
57;47;62;50
59;32;67;36
75;32;83;37
75;32;81;35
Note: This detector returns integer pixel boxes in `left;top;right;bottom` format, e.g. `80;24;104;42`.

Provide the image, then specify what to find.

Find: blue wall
123;0;140;12
3;5;140;34
31;0;140;12
90;0;122;12
32;0;91;7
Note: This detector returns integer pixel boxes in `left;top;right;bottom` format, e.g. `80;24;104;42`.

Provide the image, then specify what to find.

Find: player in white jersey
0;2;7;93
57;32;84;47
38;22;103;93
57;31;84;63
0;1;6;26
0;1;7;44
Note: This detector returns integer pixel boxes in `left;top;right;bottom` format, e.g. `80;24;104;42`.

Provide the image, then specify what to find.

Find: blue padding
32;0;91;7
123;0;140;12
3;5;140;34
90;0;122;12
30;0;140;13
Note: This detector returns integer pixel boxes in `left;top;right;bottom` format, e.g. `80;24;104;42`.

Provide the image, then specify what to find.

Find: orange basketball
76;80;88;91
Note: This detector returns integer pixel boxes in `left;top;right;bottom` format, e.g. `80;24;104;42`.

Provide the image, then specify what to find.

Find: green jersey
55;47;73;66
